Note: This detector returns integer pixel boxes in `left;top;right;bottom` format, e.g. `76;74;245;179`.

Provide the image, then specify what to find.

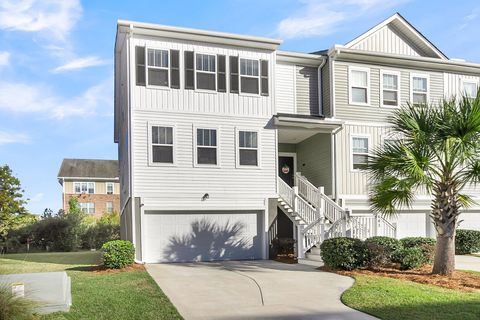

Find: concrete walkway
146;260;377;320
456;255;480;271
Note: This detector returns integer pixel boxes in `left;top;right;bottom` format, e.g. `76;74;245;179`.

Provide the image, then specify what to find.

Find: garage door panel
144;211;263;263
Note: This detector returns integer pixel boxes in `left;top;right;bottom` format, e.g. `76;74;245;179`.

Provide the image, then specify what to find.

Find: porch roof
274;113;344;131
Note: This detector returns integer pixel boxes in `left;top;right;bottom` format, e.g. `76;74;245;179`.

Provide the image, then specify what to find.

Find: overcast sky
1;0;480;214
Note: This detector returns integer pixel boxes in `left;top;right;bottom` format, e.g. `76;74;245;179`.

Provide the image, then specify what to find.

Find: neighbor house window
80;202;95;214
462;80;478;98
106;202;113;213
351;136;369;170
411;74;428;104
240;58;259;94
238;131;258;166
381;71;400;107
147;48;169;87
106;182;114;195
349;67;370;105
195;53;216;90
74;182;95;194
196;128;218;165
151;126;174;164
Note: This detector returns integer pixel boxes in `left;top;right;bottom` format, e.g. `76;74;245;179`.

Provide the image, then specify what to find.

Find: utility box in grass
0;271;71;314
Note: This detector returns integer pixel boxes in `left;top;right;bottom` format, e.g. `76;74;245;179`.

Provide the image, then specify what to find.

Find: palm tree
367;94;480;275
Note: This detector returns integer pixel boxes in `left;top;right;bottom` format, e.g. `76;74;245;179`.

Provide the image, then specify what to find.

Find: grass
0;251;182;320
342;274;480;320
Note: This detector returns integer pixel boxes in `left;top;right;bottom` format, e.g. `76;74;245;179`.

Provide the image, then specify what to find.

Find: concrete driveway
456;255;480;271
146;260;377;320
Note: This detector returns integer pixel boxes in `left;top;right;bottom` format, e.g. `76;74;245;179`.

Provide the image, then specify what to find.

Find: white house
114;13;480;263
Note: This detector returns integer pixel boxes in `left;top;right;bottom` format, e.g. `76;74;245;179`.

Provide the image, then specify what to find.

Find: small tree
367;95;480;275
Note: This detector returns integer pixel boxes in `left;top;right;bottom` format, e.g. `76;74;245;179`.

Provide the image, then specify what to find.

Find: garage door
143;211;264;263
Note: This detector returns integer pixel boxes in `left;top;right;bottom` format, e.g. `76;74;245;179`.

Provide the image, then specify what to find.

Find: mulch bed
80;263;146;274
274;254;298;264
321;265;480;292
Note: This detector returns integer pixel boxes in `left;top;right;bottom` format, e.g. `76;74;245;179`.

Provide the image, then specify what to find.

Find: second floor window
462;80;478;98
238;131;258;166
382;72;399;107
352;136;369;171
74;182;94;194
411;74;428;104
147;49;169;87
196;53;216;91
196;128;217;165
80;202;95;214
240;58;259;94
349;67;369;105
106;182;114;194
152;126;174;164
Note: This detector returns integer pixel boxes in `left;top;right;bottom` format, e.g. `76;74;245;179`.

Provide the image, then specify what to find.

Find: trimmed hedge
393;247;425;270
364;236;402;268
400;237;436;264
456;229;480;255
320;237;368;270
102;240;135;269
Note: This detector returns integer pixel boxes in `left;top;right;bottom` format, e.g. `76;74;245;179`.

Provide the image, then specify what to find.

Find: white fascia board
276;50;325;66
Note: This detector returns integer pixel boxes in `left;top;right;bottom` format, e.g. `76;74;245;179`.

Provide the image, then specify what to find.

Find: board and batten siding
334;61;444;122
322;62;331;117
444;72;480;98
131;36;274;118
275;63;296;114
132;110;277;211
351;24;421;57
295;66;319;115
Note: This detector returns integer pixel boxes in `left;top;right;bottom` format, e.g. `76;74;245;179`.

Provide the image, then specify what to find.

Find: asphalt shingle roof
58;159;119;179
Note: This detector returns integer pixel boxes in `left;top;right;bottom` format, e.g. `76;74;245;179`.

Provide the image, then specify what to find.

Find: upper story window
349;67;370;105
381;71;400;107
462;80;478;98
151;125;174;164
240;58;259;94
195;53;216;91
351;136;369;171
238;130;258;166
106;182;114;195
196;128;218;166
411;74;429;104
147;49;169;87
74;182;95;194
80;202;95;214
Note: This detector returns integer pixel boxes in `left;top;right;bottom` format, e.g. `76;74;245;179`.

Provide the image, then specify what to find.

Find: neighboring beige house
58;159;120;217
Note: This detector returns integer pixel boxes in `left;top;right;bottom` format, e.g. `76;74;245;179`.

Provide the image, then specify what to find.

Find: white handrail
278;178;295;208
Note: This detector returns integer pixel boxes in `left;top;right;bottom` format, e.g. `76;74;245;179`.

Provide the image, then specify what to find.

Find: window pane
148;69;169;86
352;87;367;103
353;155;368;170
241;77;259;94
351;70;367;87
197;147;217;165
383;74;398;90
352;137;368;153
196;54;215;72
147;49;154;66
74;183;80;193
239;131;257;148
88;182;94;194
413;77;427;92
197;129;216;146
464;82;477;98
152;145;173;163
383;90;398;105
81;183;87;192
196;73;216;90
413;93;427;104
240;59;259;76
240;149;258;166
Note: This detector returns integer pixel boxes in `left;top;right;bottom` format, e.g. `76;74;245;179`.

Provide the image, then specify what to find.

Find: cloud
0;51;10;67
0;0;82;41
52;56;109;73
276;0;409;39
0;131;30;145
458;9;479;31
0;78;113;120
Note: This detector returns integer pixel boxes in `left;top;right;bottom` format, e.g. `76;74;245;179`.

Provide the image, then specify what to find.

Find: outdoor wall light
201;193;210;201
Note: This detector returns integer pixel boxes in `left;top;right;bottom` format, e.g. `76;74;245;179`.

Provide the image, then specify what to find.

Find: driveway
146;260;377;320
456;255;480;271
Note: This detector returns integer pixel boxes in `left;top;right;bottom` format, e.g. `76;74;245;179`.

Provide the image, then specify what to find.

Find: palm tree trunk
432;233;455;275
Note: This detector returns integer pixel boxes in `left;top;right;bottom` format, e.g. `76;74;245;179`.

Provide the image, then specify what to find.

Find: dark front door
278;156;295;187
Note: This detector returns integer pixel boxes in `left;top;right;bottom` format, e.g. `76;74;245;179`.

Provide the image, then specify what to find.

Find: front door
278;155;295;187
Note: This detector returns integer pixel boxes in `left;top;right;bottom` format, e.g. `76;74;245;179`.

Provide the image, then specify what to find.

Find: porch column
297;224;305;259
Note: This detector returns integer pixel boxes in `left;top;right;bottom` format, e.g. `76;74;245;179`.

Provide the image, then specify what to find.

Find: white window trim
106;202;114;213
410;73;430;104
105;182;114;194
350;134;371;172
74;181;95;194
239;57;261;97
80;202;95;214
193;125;220;168
460;78;479;98
278;152;297;179
148;122;176;167
194;52;217;93
380;70;401;108
145;47;170;90
348;66;371;106
235;128;261;169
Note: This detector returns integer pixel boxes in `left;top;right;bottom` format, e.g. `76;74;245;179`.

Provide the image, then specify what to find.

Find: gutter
317;58;327;115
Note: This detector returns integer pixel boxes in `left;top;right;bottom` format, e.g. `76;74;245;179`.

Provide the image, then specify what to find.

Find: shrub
320;237;368;270
102;240;135;269
456;229;480;255
82;222;120;250
393;247;425;270
364;236;402;268
400;237;436;264
0;286;37;320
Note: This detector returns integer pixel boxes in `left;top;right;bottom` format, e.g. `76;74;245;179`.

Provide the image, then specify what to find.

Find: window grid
238;131;258;167
349;68;369;104
80;202;95;214
106;182;114;195
240;58;260;94
352;137;369;171
151;126;174;164
147;49;169;87
74;182;95;194
412;75;428;104
382;72;399;107
196;128;218;166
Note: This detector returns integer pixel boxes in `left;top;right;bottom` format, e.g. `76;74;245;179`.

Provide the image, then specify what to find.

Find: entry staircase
272;173;396;262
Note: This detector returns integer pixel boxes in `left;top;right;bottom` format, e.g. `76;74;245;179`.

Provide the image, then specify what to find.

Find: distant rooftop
58;159;119;179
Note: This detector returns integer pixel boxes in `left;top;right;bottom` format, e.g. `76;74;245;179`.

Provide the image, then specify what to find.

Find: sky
1;0;480;214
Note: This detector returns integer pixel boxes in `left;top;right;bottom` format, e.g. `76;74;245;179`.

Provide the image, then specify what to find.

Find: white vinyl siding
80;202;95;214
411;73;429;104
349;67;370;105
195;128;218;166
74;182;95;194
381;70;400;107
444;73;480;100
146;48;169;87
149;125;175;165
275;63;296;114
195;53;216;91
237;130;259;167
240;58;260;95
351;135;369;171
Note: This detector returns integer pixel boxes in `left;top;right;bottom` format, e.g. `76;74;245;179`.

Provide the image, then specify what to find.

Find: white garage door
143;211;264;263
395;213;427;238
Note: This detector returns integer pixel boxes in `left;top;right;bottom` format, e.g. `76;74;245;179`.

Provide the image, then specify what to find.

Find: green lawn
342;274;480;320
0;251;182;320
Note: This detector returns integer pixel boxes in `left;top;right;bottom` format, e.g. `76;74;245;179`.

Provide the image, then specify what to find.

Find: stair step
305;252;323;262
298;258;323;267
310;247;321;255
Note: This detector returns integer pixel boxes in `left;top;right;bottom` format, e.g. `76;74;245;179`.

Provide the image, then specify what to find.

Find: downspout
317;57;327;116
331;125;344;203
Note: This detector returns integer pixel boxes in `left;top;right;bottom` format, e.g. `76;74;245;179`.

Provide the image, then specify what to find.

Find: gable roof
344;13;447;60
58;159;119;179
